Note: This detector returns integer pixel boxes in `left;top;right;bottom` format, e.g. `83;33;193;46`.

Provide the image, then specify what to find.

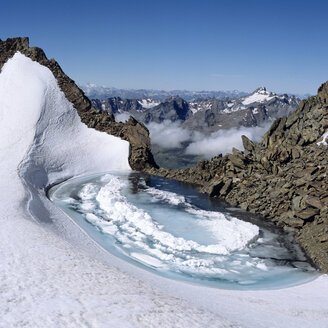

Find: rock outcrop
146;83;328;272
91;97;143;115
141;96;192;124
0;37;158;170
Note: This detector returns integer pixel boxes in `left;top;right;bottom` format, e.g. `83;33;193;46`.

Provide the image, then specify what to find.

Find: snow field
0;53;229;327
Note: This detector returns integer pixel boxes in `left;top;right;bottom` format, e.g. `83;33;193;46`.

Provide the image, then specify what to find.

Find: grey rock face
91;97;143;115
93;95;192;124
141;96;192;124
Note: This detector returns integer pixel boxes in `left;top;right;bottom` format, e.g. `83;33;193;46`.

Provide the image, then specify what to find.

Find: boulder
206;180;225;197
295;208;320;220
241;135;255;152
305;196;324;209
228;153;245;169
220;179;233;196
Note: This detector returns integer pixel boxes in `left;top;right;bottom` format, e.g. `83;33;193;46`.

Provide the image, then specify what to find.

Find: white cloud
145;118;271;159
147;120;192;149
186;124;271;159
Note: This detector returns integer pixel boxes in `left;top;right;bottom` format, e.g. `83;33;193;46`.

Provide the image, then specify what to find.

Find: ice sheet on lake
52;173;319;288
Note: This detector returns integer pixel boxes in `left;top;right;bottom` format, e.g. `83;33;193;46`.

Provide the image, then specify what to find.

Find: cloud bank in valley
147;120;192;148
146;119;272;159
185;123;271;159
115;113;272;160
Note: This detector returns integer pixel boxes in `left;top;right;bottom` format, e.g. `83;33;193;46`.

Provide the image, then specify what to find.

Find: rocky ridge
146;85;328;272
0;37;158;170
91;97;144;115
183;87;299;133
141;96;192;124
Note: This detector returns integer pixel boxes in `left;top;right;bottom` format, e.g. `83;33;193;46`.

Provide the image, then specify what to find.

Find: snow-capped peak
255;86;267;92
137;98;160;109
242;87;275;105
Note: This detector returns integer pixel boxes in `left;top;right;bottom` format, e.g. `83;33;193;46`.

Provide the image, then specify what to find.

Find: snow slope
317;131;328;146
1;52;328;328
138;98;160;108
0;53;236;327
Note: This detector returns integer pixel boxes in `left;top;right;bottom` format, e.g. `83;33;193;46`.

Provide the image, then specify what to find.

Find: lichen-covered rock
318;80;328;103
241;135;255;152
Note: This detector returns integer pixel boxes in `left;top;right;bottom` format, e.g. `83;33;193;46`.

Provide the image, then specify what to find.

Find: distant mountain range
183;87;300;133
90;86;300;133
81;83;248;101
81;83;312;101
89;86;301;168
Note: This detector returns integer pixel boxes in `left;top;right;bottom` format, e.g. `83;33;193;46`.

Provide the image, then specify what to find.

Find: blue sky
2;0;328;94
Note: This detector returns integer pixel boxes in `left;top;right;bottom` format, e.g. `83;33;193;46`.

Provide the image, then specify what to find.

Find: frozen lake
49;171;318;290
